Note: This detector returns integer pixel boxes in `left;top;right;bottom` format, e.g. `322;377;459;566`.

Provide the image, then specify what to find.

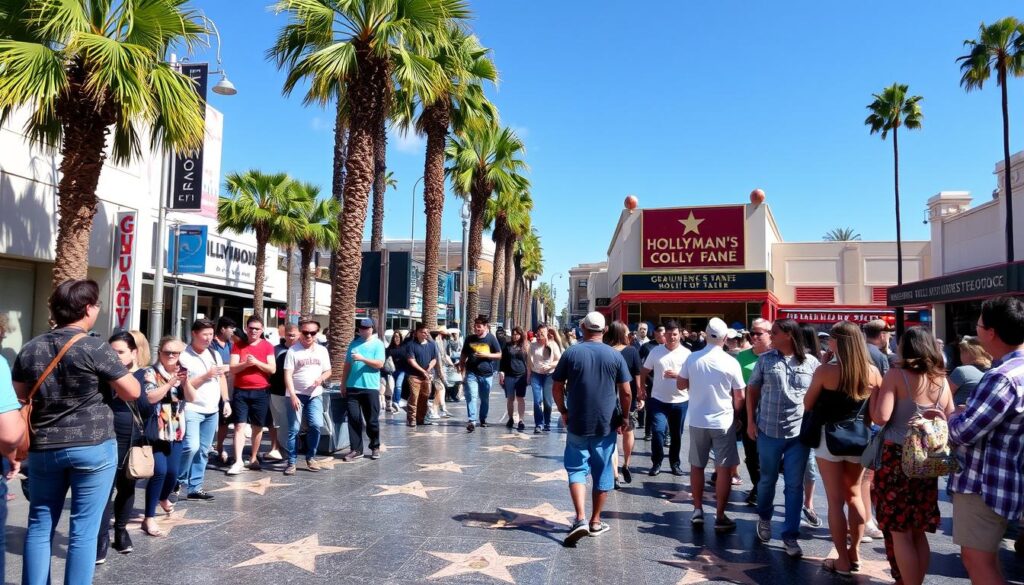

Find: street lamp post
550;272;563;327
460;198;471;337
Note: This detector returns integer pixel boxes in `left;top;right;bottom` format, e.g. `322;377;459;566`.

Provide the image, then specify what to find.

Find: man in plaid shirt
949;296;1024;585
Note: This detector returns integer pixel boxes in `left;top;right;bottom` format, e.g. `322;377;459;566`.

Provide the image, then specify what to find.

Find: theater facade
583;198;930;333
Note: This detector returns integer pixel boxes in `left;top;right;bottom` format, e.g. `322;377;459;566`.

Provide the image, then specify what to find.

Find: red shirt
230;339;275;390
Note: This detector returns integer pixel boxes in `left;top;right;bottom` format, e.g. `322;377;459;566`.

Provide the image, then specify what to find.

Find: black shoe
543;425;551;432
172;482;181;496
187;490;215;501
479;421;488;428
614;477;621;490
506;419;514;429
112;527;133;554
671;465;685;477
517;421;525;432
714;515;737;534
563;519;590;547
745;490;757;506
96;533;109;565
642;434;651;441
620;465;632;484
648;464;662;476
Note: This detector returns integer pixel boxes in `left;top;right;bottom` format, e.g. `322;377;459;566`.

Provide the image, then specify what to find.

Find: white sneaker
226;462;244;475
864;519;883;540
398;399;408;409
440;410;452;418
264;449;283;461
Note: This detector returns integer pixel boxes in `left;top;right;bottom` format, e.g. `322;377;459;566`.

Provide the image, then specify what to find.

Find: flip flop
822;559;852;577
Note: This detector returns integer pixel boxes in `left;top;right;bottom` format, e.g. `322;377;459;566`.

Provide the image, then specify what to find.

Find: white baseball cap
582;312;606;332
706;317;729;340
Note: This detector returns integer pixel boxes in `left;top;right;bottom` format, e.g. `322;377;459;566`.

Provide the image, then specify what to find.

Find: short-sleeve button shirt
748;349;819;439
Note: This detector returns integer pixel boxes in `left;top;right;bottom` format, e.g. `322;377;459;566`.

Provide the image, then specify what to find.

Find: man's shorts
232;388;270;427
268;393;290;430
564;432;617;492
218;387;236;425
953;492;1009;553
689;426;740;468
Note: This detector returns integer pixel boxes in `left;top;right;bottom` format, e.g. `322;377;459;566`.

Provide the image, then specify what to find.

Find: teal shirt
0;358;20;414
345;337;386;391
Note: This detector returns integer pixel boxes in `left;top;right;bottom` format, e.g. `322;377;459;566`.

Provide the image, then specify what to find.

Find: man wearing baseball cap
553;312;632;546
678;318;746;533
342;318;387;461
862;319;895;374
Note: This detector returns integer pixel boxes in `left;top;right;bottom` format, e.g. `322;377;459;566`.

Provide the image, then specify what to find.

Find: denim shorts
564;432;617;492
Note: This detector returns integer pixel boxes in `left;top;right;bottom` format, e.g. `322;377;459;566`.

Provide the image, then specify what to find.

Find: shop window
795;287;835;304
871;287;889;304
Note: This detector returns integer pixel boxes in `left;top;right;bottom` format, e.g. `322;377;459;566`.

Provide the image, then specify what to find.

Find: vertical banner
166;225;208;273
110;211;138;332
170;63;208;210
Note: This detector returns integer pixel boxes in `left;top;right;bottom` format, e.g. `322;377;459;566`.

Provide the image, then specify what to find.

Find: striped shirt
949;349;1024;520
748;349;819;439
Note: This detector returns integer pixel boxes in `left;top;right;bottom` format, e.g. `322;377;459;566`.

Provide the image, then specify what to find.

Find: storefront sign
642;205;745;269
110;211;137;331
167;225;208;273
206;233;257;284
779;310;887;325
887;264;1021;306
170;63;208;210
622;271;770;292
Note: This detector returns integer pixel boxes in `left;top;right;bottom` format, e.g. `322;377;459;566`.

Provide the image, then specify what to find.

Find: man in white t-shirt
283;320;332;475
641;320;691;476
678;317;745;533
178;319;231;501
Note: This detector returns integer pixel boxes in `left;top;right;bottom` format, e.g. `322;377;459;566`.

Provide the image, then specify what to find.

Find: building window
794;287;836;304
578;279;588;288
871;287;889;304
577;300;589;311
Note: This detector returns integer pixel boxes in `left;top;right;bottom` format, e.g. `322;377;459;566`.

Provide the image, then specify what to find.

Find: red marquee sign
641;205;745;269
110;211;137;331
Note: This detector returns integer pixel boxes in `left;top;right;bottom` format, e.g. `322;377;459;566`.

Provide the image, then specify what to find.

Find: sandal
822;559;852;577
159;500;175;515
851;561;860;573
141;520;165;538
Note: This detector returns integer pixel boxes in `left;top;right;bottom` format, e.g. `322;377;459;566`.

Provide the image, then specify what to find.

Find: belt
236;387;270;392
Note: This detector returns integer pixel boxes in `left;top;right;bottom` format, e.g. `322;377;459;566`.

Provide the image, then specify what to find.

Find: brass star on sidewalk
661;549;765;585
678;211;704;235
372;480;449;499
418;461;477;474
805;547;892;583
232;534;356;573
212;477;293;496
127;509;212;535
379;445;404;452
499;502;574;527
313;457;344;469
414;430;449;438
482;445;527;454
426;542;545;584
526;469;568;483
497;433;534;441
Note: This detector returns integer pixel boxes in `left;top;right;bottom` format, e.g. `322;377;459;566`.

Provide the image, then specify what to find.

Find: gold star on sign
232;534;356;573
127;509;212;535
661;549;766;585
499;502;575;527
805;547;893;583
372;480;449;499
418;461;477;474
526;469;569;483
426;542;545;584
211;476;293;496
678;211;704;235
482;445;526;454
497;433;534;441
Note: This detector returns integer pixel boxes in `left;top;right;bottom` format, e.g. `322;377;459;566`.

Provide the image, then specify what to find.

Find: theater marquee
641;205;745;269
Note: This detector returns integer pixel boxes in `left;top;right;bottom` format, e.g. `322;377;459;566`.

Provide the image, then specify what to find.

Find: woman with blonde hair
804;321;882;575
129;330;151;372
949;336;992;406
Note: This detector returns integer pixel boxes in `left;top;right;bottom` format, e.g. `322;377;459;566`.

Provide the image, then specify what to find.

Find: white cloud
388;127;426;154
310;116;329;132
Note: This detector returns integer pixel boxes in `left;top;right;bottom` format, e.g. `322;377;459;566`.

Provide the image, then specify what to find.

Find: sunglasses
301;330;318;337
161;351;181;356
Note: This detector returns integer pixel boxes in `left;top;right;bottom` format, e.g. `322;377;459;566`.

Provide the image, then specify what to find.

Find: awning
887;262;1024;307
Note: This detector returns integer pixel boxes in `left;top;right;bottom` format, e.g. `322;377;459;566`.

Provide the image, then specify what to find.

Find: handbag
824;400;871;456
124;401;154;480
860;395;890;470
902;408;958;478
798;409;821;449
383;356;395;376
15;332;87;461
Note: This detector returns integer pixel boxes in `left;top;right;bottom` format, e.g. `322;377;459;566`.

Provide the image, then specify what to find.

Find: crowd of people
2;278;1023;585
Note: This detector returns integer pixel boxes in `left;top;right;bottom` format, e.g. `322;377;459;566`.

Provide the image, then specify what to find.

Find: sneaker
420;419;434;426
441;410;452;418
506;419;514;429
714;515;737;534
247;459;262;472
341;451;362;463
398;398;408;408
466;422;475;433
745;490;757;506
614;477;621;490
588;521;610;537
96;536;109;565
306;459;321;472
369;449;380;460
691;508;705;526
264;450;283;461
783;538;803;558
756;519;772;543
187;490;215;501
802;505;822;528
283;464;296;476
542;425;551;432
563;519;589;547
226;462;244;475
648;464;662;476
671;465;685;477
620;465;632;484
642;433;651;441
517;421;525;432
479;421;489;428
864;519;883;539
112;528;133;553
534;426;543;434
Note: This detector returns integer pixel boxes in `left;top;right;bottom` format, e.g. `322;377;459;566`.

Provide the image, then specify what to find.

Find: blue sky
193;1;1023;310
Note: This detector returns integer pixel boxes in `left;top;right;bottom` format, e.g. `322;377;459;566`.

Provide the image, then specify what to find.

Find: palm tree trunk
489;224;506;323
328;50;389;378
527;280;534;329
370;113;387;251
893;126;905;338
52;86;114;287
420;102;450;329
466;187;489;322
329;103;348;283
285;244;295;320
300;242;314;319
253;228;269;319
503;238;514;326
1000;64;1015;263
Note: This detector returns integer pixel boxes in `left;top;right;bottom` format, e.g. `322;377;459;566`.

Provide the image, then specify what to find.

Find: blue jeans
756;434;810;540
23;440;117;585
530;373;553;428
1;464;7;580
395;371;406;401
465;373;493;424
649;397;688;468
178;410;218;494
147;441;183;517
287;394;324;465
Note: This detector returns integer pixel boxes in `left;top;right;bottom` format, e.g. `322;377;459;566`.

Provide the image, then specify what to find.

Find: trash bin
317;384;350;455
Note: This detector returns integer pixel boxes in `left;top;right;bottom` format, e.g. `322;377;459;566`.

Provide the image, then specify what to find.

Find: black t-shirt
500;343;528;377
552;341;631;437
407;340;438;377
270;341;289;396
461;333;501;377
13;327;129;450
618;345;642;401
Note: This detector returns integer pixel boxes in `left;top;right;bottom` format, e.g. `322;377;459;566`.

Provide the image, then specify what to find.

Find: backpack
899;372;958;478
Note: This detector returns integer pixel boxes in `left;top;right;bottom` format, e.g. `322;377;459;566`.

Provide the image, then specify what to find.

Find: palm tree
218;170;310;318
823;227;862;241
447;124;528;321
290;183;340;319
0;0;209;287
513;226;540;327
502;191;531;326
270;0;468;372
371;170;398;251
485;185;530;326
959;18;1024;263
865;83;923;337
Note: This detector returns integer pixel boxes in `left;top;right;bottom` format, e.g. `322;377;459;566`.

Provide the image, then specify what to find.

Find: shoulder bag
15;332;87;460
824;399;870;456
124;401;154;480
901;381;958;478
